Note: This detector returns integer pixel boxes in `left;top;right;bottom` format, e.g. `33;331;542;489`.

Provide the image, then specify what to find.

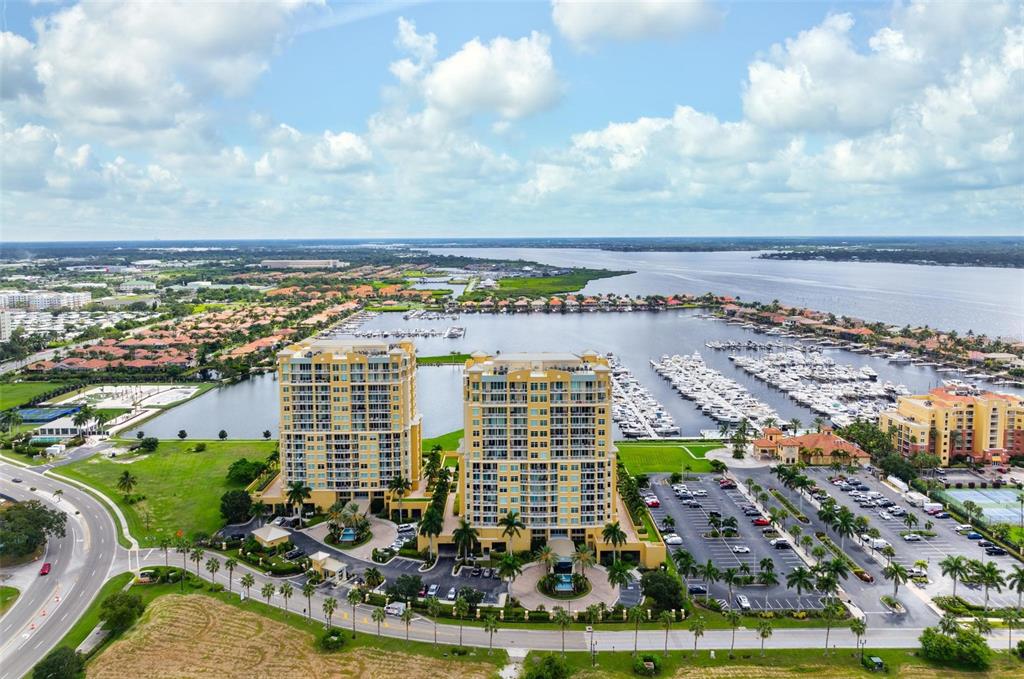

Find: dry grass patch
88;595;496;679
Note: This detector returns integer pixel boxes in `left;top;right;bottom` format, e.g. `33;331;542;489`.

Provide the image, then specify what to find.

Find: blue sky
2;1;1021;240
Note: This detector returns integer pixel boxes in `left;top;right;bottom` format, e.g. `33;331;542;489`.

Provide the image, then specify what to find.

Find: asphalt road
0;462;119;679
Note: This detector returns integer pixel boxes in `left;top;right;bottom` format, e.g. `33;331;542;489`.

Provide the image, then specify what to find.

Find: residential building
268;338;422;510
119;279;157;293
879;386;1024;465
754;428;870;465
0;290;92;310
0;310;9;342
260;259;347;269
454;351;663;566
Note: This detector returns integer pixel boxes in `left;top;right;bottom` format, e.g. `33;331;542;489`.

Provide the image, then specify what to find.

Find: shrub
919;627;991;670
319;628;346;651
219;489;253;524
33;647;84;679
194;442;207;452
99;591;145;633
633;654;661;676
1016;639;1024;659
522;654;571;679
641;570;685;612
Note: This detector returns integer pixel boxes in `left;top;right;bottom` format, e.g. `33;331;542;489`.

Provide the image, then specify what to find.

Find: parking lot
648;473;825;611
797;466;1023;610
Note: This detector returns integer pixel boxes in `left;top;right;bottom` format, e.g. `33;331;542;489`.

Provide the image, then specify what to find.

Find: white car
692;489;708;497
903;533;922;542
955;524;973;533
736;594;751;610
732;545;751;553
663;533;683;545
879;511;892;520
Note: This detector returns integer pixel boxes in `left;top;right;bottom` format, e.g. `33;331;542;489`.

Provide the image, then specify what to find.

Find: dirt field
87;595;497;679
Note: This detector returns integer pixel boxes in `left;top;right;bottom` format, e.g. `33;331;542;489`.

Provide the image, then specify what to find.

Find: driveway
509;561;620;610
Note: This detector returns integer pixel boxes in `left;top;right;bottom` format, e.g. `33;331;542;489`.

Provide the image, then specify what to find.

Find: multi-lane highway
0;462;118;679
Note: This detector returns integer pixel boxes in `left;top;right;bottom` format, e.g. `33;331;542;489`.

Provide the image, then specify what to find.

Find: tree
33;647;84;679
497;551;524;585
454;595;469;647
116;470;137;497
418;507;444;561
822;603;842;654
757;567;779;608
672;549;697;601
452;518;478;561
537;544;557;575
372;606;385;636
658;610;674;658
786;567;814;613
388;474;411;519
240;573;255;598
688;614;706;654
602;521;627;561
640;570;685;612
553;606;572;656
261;582;275;606
757;618;774;657
572;544;596;579
286;480;312;527
933;556;966;603
628;605;645;656
302;581;316;619
522;655;571;679
977;561;1005;611
606;559;631;590
697;560;720;604
850;618;868;662
365;567;384;589
220;489;253;524
726;609;741;655
721;567;741;605
218;429;228;440
224;561;237;593
177;429;188;440
1005;609;1022;653
1007;565;1024;610
402;606;415;642
323;595;338;630
280;582;293;612
0;500;68;559
263;429;272;440
100;592;145;633
938;612;960;636
426;596;442;647
346;587;362;637
189;546;204;576
833;507;856;552
205;556;220;584
498;509;526;542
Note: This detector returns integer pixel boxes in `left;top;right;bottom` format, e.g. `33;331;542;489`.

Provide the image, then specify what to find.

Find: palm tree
1007;565;1024;610
553;607;572;656
833;507;856;552
673;550;697;601
116;470;137;497
387;474;411;519
418;507;443;561
1005;609;1022;653
498;510;526;542
973;616;992;637
537;544;558;575
189;547;204;576
205;556;220;584
939;555;969;600
426;596;441;647
606;559;631;589
977;561;1006;611
401;606;413;643
323;596;337;629
240;573;255;598
483;612;499;653
658;610;674;658
158;536;172;567
724;609;741;655
757;567;779;608
756;619;773;657
628;605;645;656
346;587;362;637
277;582;292;612
302;581;315;618
903;513;919;532
883;563;909;600
372;607;385;636
786;567;814;613
688;614;706;654
822;602;842;655
261;582;275;606
573;545;596;580
697;560;720;604
285;480;312;527
452;519;478;562
938;612;960;635
497;552;524;585
722;567;740;604
661;515;675;531
364;567;384;590
453;596;469;647
850;618;868;662
602;521;627;562
1;410;23;433
220;557;236;591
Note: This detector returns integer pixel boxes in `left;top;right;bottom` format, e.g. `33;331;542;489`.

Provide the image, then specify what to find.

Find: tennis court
15;406;80;423
942;487;1024;523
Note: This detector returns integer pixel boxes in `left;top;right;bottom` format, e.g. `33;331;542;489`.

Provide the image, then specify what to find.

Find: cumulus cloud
551;0;720;46
0;32;42;102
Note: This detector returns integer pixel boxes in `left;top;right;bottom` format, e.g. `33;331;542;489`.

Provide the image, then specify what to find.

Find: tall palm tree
302;581;316;618
387;474;411;519
688;614;706;654
116;470;137;497
726;610;741;656
786;567;814;613
850;618;868;662
279;582;293;612
426;596;442;647
497;552;523;586
453;596;469;647
757;619;774;657
722;567;740;604
452;518;478;562
1006;609;1022;653
977;561;1006;611
572;545;596;579
628;606;645;656
498;510;526;543
1007;565;1024;610
697;560;720;604
883;563;909;600
189;547;204;576
903;513;919;532
602;521;627;562
261;582;275;606
240;573;255;598
483;612;499;653
205;556;220;584
346;588;362;637
285;480;312;527
158;536;172;567
418;506;443;561
757;568;779;608
833;507;857;552
372;607;385;636
323;596;337;630
537;544;557;575
553;607;572;656
658;610;674;658
939;555;969;600
606;559;631;590
822;603;842;655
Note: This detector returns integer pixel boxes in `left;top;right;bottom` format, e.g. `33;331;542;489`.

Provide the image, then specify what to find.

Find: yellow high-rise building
273;338;421;509
879;386;1024;465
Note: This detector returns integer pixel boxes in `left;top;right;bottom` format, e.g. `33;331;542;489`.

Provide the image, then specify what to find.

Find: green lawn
95;407;131;420
418;353;471;365
54;572;134;652
423;429;463;453
57;440;277;546
615;440;723;474
0;586;19;614
462;269;630;300
0;381;66;410
532;646;1023;677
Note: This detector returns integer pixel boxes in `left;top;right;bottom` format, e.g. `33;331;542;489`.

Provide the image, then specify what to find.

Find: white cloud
551;0;720;47
311;130;372;171
0;32;42;102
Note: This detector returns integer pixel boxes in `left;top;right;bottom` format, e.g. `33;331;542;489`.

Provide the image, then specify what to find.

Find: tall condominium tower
460;351;617;552
276;339;421;509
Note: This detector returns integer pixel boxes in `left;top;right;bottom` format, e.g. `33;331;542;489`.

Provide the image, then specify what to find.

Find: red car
644;498;660;508
752;517;770;526
39;562;52;576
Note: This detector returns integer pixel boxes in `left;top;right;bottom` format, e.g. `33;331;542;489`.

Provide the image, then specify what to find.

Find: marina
607;354;679;438
652;352;781;429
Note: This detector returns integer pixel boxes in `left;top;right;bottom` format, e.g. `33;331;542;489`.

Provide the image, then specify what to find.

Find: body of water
427;247;1022;340
130;310;1021;439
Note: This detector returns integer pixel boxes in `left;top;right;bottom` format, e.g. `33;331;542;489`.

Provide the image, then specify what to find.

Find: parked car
686;500;702;508
770;539;791;549
856;571;875;583
427;584;439;597
692;489;708;497
752;517;770;526
385;602;407;616
879;511;892;521
688;584;708;595
966;531;983;540
902;533;922;542
736;594;751;610
977;540;993;548
708;510;722;518
985;546;1008;556
934;511;950;519
446;587;457;601
954;524;973;533
645;497;661;508
732;545;750;553
663;533;683;545
39;562;51;576
284;548;305;560
472;566;482;576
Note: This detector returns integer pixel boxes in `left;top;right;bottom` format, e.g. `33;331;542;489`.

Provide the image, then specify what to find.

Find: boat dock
607;354;679;438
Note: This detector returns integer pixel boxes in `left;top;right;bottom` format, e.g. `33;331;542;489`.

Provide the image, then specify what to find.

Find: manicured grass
532;647;1023;677
464;269;629;299
58;439;276;546
423;429;463;453
95;407;131;420
615;440;723;474
0;381;66;410
55;571;134;653
419;353;471;365
0;586;19;614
